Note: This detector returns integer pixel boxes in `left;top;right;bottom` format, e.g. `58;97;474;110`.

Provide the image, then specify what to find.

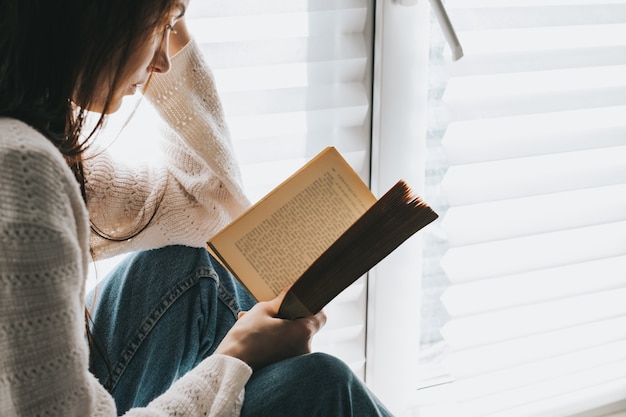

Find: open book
207;147;438;319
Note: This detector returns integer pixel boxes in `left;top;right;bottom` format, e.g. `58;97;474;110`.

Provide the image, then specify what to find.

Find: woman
0;0;394;416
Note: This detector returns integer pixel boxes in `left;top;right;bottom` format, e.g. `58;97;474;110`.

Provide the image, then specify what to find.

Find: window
409;1;626;416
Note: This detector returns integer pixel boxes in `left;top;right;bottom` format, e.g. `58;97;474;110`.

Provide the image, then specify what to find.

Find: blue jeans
87;245;394;416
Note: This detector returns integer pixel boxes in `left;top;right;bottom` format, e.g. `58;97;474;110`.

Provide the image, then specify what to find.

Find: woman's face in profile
86;2;187;114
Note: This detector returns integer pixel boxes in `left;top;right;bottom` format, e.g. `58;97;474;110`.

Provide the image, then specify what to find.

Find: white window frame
366;0;431;413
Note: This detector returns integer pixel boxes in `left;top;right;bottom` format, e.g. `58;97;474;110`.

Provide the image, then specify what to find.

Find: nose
150;42;171;74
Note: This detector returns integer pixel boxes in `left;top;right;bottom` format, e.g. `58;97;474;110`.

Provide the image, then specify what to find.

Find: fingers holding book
215;290;327;371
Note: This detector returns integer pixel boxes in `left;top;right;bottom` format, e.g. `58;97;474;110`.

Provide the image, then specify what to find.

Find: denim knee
242;353;393;417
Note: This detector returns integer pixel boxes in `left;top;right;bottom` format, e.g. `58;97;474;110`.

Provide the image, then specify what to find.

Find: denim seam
105;268;216;392
104;265;242;392
200;266;242;317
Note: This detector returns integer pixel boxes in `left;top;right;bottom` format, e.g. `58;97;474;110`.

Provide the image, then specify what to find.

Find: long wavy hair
0;0;179;375
0;0;177;193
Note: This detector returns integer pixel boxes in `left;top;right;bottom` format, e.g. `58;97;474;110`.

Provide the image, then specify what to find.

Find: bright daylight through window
416;1;626;417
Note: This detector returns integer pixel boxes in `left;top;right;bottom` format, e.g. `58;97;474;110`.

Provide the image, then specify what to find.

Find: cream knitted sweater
0;41;253;416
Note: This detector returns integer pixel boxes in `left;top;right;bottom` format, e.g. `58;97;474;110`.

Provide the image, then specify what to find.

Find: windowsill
406;387;626;417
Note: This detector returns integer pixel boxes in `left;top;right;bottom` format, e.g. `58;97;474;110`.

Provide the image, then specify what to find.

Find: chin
84;97;123;115
104;100;124;114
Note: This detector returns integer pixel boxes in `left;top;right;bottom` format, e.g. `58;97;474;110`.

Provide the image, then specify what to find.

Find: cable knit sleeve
0;119;116;416
86;40;250;260
1;119;252;417
125;355;251;417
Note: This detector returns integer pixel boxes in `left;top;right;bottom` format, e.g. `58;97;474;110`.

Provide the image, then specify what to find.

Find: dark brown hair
0;0;177;191
1;0;179;378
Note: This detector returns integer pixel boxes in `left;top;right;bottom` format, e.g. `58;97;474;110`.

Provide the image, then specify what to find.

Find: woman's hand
214;292;327;370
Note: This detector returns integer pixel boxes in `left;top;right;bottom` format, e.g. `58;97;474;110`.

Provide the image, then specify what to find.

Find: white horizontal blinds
433;1;626;416
186;0;374;377
187;0;372;202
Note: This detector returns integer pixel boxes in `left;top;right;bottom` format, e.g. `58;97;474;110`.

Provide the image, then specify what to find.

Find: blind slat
482;379;626;417
458;364;626;417
451;341;626;402
442;145;626;205
221;83;369;116
444;65;626;119
443;316;626;377
200;34;367;68
456;25;626;56
190;0;368;17
449;6;626;30
442;255;626;314
189;9;367;43
445;66;626;100
213;58;367;92
442;220;626;281
442;184;626;246
234;126;368;164
447;0;626;9
443;106;626;164
227;105;369;143
442;287;626;349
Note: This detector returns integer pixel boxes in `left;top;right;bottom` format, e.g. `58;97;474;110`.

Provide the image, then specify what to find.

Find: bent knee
297;352;356;382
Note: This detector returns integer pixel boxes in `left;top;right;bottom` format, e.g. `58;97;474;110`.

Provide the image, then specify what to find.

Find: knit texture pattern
0;40;252;417
87;40;250;260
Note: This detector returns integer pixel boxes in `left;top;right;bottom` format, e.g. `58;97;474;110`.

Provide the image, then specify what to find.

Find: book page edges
285;180;438;316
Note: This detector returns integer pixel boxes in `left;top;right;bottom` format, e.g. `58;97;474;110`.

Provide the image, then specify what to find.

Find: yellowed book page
208;147;376;301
